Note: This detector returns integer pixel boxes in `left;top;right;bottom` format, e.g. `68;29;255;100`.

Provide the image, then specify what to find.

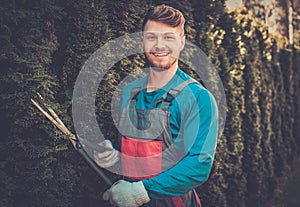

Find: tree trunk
264;0;290;38
292;0;300;46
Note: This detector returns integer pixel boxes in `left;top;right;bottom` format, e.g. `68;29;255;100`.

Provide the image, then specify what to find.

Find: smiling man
95;4;219;207
143;21;184;71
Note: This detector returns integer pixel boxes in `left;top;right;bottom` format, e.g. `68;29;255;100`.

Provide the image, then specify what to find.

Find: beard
145;53;178;72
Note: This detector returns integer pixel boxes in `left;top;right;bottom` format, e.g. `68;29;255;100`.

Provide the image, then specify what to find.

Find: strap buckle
164;88;180;102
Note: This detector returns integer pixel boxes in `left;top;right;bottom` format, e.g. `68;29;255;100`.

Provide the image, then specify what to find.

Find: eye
145;35;157;41
165;35;175;40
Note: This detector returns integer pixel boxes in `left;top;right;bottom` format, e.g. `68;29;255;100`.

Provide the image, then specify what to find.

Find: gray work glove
94;140;119;168
103;180;150;207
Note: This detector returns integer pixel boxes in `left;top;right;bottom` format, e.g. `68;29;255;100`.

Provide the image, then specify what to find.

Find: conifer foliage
0;1;299;207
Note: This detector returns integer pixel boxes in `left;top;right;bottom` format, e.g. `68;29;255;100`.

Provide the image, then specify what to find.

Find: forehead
143;20;182;35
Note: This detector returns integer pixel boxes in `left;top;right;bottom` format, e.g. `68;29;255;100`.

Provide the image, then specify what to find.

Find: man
95;4;218;207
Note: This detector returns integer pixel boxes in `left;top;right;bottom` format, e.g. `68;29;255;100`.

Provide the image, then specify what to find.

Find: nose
155;37;165;50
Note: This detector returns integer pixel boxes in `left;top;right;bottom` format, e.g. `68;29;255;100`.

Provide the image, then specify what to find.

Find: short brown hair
142;4;185;34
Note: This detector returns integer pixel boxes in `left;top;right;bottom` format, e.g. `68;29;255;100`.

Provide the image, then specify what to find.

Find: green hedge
0;1;299;206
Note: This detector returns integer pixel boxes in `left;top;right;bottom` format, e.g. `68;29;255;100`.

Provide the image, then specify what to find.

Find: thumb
100;140;114;150
102;189;110;201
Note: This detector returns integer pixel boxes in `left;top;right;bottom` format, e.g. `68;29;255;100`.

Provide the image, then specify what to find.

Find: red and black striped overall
118;79;202;207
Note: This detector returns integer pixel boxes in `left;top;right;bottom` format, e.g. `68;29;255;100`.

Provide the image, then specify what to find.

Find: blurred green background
0;0;299;206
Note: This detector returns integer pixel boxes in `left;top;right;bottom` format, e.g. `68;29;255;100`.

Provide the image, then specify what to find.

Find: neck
147;63;178;92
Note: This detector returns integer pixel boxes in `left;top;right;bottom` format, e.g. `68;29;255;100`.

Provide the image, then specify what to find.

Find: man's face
143;20;185;71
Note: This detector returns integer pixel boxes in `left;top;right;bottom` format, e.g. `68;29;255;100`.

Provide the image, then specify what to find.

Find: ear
180;35;186;51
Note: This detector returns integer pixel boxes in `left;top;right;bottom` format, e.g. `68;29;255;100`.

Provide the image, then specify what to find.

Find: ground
280;158;300;207
265;156;300;207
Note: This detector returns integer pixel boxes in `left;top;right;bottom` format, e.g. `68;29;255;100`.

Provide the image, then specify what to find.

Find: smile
150;52;169;57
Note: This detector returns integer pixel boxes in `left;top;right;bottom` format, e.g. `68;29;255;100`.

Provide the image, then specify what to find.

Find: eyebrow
164;32;177;35
144;32;177;35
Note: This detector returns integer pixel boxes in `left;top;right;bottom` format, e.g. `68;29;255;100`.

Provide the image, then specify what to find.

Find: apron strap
129;76;147;109
129;77;199;111
130;77;146;100
156;78;198;111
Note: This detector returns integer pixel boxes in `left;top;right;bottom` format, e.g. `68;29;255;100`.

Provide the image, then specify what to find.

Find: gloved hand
103;180;150;207
94;140;119;168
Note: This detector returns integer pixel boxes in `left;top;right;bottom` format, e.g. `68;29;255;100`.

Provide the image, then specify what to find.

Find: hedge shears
31;92;112;186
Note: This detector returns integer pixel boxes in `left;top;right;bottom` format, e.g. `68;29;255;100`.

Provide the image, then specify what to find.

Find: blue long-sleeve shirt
119;68;218;199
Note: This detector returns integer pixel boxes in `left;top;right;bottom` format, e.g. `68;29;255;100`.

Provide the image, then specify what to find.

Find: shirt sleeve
142;89;219;199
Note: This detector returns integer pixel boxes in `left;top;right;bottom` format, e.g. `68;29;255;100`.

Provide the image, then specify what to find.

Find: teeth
152;52;168;57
